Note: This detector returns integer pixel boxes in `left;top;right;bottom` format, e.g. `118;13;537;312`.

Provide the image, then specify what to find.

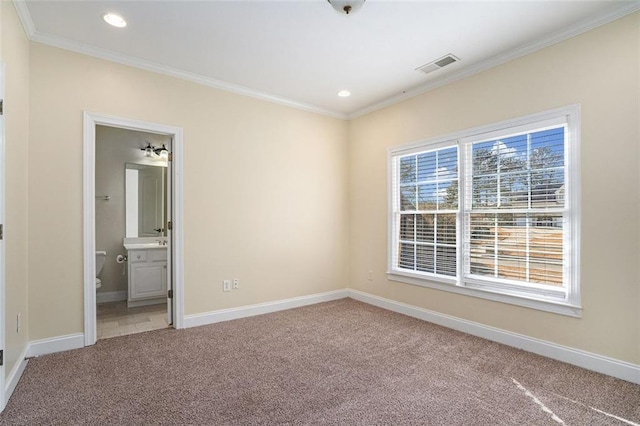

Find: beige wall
95;126;171;294
349;13;640;364
28;43;349;340
2;2;30;379
16;7;640;366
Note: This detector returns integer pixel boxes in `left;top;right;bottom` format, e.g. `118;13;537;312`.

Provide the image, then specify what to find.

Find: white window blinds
388;105;580;315
462;123;568;294
392;145;459;278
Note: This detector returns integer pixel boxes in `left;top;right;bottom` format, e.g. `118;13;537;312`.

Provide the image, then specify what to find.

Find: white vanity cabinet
127;247;167;307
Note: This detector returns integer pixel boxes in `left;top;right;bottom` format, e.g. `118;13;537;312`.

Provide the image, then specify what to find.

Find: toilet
96;250;107;289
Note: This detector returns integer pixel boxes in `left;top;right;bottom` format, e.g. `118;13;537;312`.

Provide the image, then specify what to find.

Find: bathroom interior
95;125;172;339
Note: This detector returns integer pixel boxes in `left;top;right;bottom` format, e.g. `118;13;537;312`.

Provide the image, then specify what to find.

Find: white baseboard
5;346;28;408
27;333;84;358
184;289;349;328
16;288;638;388
96;290;127;303
127;297;164;308
348;289;640;385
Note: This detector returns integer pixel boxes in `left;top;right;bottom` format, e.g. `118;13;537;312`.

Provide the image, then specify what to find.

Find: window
389;106;580;316
396;146;458;277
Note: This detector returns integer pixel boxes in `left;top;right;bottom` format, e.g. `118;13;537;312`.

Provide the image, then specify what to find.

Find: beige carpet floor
1;299;638;425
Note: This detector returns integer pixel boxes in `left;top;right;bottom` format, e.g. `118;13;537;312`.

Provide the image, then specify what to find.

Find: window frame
387;105;581;317
394;141;460;280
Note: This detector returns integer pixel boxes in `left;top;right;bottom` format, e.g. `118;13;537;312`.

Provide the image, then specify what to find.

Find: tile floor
97;301;169;340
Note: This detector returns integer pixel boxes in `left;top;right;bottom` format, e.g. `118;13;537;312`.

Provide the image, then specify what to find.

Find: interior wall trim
15;289;639;387
83;111;186;347
96;291;127;304
347;2;640;119
12;1;35;38
348;289;640;385
27;333;84;358
4;346;28;409
13;0;638;121
12;0;344;122
183;289;349;329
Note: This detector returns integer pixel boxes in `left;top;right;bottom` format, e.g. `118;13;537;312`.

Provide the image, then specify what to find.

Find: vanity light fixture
140;142;169;159
141;142;154;157
154;144;169;160
102;13;127;28
327;0;365;15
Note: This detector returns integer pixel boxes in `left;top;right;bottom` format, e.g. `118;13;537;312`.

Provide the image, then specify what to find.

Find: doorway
96;126;169;338
83;112;184;346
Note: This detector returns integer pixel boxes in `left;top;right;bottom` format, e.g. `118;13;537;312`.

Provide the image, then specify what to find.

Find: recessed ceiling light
102;13;127;28
337;90;351;97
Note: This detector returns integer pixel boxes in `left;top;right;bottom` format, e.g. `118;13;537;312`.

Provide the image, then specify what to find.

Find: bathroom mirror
125;163;167;237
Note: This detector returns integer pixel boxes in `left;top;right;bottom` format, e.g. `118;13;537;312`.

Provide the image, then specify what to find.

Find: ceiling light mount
327;0;365;15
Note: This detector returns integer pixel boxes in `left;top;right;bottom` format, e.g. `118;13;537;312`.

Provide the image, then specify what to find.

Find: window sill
387;271;582;318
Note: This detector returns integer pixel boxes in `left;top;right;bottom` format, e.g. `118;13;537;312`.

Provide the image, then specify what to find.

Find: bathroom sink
123;237;168;250
123;242;168;250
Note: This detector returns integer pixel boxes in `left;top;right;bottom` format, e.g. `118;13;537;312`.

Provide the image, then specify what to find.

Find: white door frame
82;111;184;346
0;62;7;411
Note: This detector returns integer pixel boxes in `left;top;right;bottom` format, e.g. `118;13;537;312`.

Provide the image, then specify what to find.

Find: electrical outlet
367;270;373;281
17;312;21;333
232;278;239;289
223;280;231;292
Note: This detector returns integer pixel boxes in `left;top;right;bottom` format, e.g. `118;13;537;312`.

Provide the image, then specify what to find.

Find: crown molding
12;0;36;38
11;0;640;121
347;1;640;119
13;0;346;120
29;31;348;120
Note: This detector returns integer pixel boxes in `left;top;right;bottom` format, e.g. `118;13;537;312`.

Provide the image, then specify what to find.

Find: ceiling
17;0;639;119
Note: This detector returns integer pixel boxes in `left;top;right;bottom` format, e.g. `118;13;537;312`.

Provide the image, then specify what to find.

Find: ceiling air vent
416;54;460;75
